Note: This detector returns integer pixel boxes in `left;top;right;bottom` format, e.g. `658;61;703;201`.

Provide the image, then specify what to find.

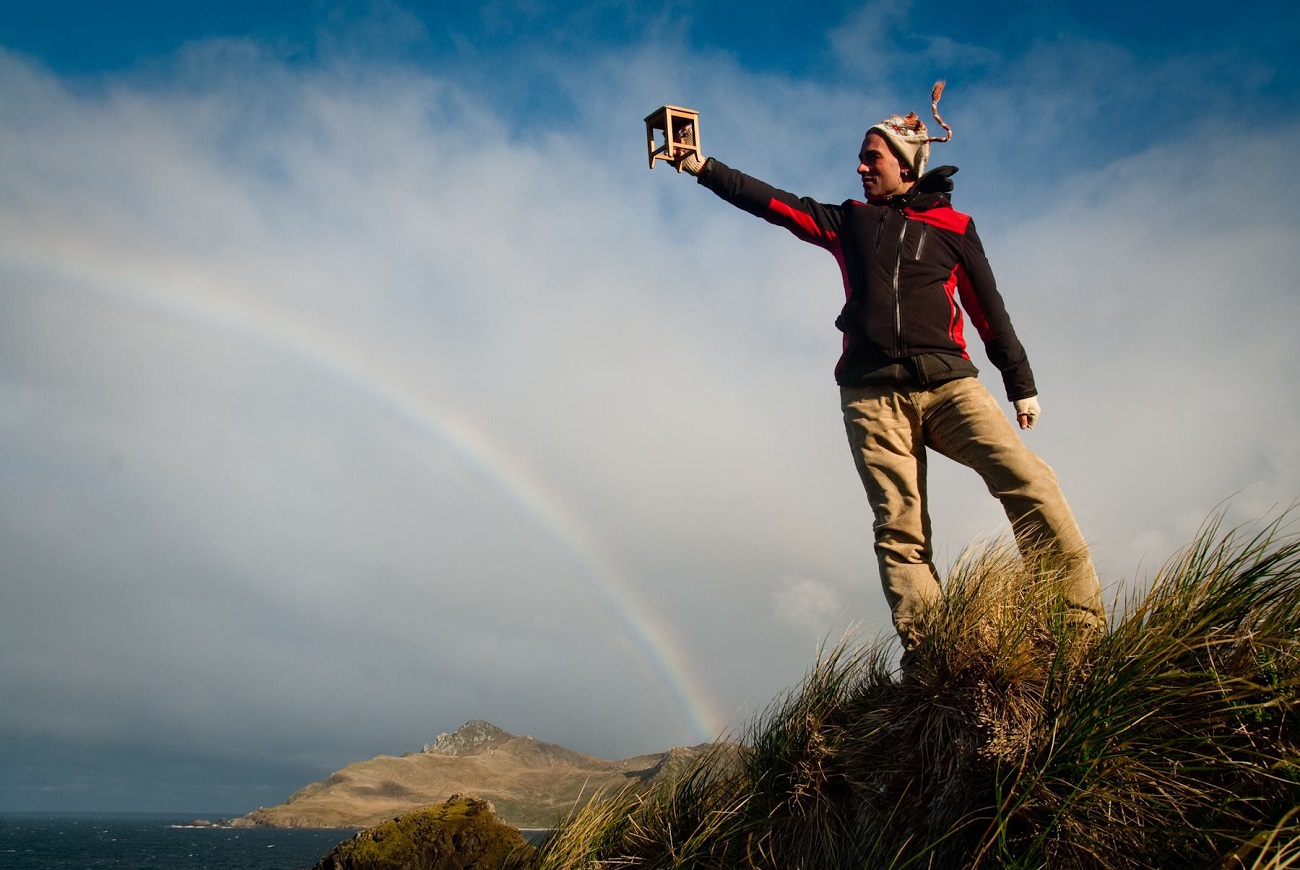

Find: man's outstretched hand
1014;396;1041;430
675;150;706;175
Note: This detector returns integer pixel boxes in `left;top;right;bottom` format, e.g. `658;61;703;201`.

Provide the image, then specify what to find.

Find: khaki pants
841;377;1103;648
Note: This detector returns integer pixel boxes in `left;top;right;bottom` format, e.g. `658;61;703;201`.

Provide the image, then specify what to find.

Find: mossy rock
312;794;536;870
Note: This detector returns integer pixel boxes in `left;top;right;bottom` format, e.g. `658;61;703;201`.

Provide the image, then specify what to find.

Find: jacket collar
873;165;959;211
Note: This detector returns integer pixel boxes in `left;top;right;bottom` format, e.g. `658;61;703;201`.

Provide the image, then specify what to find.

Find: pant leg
841;385;943;646
920;378;1104;625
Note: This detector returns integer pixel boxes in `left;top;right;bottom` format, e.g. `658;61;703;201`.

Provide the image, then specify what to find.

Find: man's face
857;132;913;201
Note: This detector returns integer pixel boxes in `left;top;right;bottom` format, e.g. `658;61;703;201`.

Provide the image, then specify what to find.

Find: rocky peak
423;720;516;756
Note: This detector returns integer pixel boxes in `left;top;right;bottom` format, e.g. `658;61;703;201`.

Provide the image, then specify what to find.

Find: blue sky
2;0;1298;814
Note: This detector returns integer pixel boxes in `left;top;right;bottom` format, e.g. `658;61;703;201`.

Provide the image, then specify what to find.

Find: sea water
0;814;354;870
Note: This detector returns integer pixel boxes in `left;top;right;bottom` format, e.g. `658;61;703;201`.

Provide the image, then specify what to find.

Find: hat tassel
928;80;952;144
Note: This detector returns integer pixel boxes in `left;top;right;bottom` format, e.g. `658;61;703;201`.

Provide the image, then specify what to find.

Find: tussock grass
529;513;1300;869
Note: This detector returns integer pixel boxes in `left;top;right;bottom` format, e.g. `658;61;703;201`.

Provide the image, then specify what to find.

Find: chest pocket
898;219;961;297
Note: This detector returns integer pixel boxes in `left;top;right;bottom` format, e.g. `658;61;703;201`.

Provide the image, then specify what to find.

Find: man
673;84;1103;665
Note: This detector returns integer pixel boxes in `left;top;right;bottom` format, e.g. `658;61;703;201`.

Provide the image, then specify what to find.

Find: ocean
0;814;354;870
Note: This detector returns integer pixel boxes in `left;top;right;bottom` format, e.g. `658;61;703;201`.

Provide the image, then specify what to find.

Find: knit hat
867;81;953;177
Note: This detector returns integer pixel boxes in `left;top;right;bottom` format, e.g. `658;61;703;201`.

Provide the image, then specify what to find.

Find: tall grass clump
1004;514;1300;868
529;513;1300;869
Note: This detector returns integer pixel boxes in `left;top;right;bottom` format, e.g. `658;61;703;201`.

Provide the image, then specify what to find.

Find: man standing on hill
673;84;1104;668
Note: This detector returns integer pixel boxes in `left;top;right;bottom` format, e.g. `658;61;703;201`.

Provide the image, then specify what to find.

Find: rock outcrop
423;720;514;756
311;795;533;870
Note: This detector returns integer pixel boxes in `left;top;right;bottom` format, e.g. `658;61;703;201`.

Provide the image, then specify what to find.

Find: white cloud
771;576;845;631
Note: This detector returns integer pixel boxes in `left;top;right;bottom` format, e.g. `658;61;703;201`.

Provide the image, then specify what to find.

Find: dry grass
529;513;1300;869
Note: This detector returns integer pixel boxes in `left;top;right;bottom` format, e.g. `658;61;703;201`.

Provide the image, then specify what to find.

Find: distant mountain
233;720;717;830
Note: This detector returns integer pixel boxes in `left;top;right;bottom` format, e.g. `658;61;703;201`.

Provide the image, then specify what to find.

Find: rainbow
7;238;727;745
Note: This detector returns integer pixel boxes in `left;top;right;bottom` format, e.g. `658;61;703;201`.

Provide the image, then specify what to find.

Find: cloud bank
1;9;1297;810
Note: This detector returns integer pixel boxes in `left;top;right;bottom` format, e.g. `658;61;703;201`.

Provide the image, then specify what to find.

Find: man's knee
873;517;930;566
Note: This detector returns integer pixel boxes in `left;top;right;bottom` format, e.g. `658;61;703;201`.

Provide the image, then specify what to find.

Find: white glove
676;151;706;175
673;120;705;175
1014;396;1040;430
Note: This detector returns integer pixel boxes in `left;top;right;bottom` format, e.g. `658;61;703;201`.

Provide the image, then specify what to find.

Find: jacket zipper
892;214;908;356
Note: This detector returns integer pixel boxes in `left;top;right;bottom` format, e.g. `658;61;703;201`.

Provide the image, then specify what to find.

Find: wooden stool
644;106;700;171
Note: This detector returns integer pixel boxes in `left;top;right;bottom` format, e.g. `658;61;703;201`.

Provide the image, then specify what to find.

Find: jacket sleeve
955;221;1038;402
696;158;843;250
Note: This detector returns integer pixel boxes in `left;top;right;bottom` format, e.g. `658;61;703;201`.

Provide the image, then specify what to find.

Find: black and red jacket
696;158;1037;402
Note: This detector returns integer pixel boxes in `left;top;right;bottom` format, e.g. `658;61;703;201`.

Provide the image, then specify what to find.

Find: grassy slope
536;516;1300;869
311;795;537;869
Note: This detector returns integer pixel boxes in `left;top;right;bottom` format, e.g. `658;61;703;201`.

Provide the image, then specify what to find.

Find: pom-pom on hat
867;81;953;177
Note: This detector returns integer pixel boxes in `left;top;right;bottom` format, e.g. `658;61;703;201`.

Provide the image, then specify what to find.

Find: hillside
532;521;1300;868
234;720;712;830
